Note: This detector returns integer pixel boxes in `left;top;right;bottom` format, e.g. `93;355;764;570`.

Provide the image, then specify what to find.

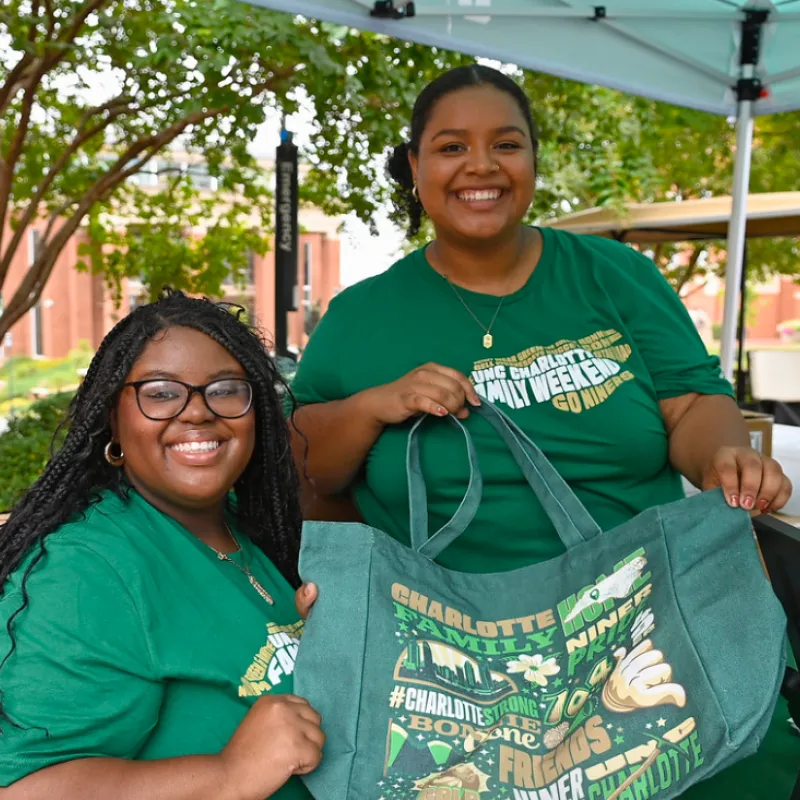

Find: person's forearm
1;754;250;800
665;394;750;488
290;390;386;497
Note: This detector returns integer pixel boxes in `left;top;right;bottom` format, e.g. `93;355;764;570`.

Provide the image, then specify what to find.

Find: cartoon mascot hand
601;639;687;713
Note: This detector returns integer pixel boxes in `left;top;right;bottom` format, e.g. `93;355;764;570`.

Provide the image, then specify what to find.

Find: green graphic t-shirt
0;490;313;799
292;229;799;797
292;228;734;572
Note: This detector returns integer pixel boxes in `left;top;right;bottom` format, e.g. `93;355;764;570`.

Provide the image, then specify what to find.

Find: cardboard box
741;409;773;457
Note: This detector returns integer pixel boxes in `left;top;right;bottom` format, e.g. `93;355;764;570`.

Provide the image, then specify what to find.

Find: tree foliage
0;0;473;336
2;0;799;338
522;74;800;292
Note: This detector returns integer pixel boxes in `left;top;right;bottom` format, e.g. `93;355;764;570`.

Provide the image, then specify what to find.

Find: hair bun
387;142;414;190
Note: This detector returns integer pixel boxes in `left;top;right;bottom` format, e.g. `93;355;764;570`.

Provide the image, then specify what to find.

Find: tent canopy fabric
243;0;800;379
243;0;800;117
542;192;800;243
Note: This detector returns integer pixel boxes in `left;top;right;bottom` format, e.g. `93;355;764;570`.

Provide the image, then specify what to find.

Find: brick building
1;157;341;359
682;274;800;343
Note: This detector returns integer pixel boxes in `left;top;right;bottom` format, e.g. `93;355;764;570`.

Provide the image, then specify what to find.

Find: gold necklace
212;525;274;605
445;281;505;349
439;230;528;350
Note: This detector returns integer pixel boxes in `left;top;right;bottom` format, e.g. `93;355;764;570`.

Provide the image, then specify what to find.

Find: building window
129;293;147;313
30;303;44;357
223;252;255;288
246;249;255;285
185;163;217;190
28;229;44;357
127;159;158;187
302;241;320;337
302;241;312;308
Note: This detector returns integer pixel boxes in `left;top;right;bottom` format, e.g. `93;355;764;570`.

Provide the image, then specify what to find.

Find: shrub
0;392;74;512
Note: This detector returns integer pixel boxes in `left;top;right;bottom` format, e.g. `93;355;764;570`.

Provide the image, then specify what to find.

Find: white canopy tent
240;0;800;382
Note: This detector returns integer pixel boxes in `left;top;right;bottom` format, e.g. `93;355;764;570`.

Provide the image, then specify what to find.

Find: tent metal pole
720;8;768;384
736;241;749;404
720;94;754;382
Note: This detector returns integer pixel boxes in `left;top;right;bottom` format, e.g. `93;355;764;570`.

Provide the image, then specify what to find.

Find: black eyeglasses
123;379;254;421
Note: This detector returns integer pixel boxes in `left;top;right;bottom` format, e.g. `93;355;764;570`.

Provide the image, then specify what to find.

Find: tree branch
674;245;704;294
679;279;709;300
0;0;45;117
0;73;40;265
0;100;245;335
0;68;295;336
0;81;194;284
57;0;109;48
0;95;135;284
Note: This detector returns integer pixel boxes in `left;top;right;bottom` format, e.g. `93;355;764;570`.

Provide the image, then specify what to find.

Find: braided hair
0;291;302;707
387;64;540;238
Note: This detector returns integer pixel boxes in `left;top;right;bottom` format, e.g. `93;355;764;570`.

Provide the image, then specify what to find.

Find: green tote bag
294;401;787;800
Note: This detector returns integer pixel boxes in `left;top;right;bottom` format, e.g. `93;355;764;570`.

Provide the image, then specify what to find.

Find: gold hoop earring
412;184;420;203
104;440;125;467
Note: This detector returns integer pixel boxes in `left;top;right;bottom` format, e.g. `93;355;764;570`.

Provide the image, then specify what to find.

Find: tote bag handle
407;401;601;560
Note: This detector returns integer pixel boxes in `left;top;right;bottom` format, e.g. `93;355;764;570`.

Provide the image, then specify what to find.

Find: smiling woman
0;291;321;800
288;65;797;797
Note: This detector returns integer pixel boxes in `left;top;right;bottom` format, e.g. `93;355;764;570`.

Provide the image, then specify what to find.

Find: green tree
0;0;473;337
521;73;800;292
3;0;799;335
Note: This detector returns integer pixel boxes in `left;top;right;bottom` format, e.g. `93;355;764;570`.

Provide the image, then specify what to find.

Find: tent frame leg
719;9;768;387
720;93;755;384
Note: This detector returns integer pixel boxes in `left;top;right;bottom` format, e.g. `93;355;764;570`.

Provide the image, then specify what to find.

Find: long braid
0;290;303;719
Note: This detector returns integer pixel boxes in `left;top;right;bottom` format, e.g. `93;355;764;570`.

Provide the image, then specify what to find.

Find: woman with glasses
0;291;321;800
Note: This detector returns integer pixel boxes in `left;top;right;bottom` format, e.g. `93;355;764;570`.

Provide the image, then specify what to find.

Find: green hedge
0;392;74;512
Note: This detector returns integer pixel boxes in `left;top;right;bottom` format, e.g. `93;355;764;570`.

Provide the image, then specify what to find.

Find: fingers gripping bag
294;401;786;800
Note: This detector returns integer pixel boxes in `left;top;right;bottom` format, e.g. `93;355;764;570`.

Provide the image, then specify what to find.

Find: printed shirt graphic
0;491;312;800
470;330;634;415
292;228;733;572
378;548;703;800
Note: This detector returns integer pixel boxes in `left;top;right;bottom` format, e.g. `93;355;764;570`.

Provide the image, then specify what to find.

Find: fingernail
742;496;754;510
436;406;448;416
758;499;770;511
729;495;740;508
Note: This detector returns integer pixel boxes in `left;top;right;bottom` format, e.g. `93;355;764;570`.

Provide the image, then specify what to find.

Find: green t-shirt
292;227;734;572
292;229;800;798
0;490;313;799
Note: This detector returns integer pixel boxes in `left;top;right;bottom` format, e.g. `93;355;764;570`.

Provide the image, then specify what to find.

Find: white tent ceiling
244;1;800;116
242;0;800;379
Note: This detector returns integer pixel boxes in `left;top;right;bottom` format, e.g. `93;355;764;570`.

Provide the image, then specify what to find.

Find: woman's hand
295;583;318;620
361;363;481;425
220;694;324;800
701;446;792;513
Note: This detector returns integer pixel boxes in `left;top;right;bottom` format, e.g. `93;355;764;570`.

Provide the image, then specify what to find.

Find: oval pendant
483;333;493;349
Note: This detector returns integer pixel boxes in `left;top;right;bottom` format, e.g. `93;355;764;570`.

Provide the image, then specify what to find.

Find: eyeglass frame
122;378;255;421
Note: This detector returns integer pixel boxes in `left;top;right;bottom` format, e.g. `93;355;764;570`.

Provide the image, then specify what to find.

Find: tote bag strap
406;402;601;560
407;414;484;559
472;402;601;549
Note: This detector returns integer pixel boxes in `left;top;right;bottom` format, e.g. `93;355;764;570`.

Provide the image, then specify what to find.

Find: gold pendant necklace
438;230;528;350
212;525;274;605
445;280;505;349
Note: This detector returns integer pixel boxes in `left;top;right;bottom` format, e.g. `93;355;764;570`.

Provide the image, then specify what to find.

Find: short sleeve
291;292;354;405
0;539;163;786
611;246;734;400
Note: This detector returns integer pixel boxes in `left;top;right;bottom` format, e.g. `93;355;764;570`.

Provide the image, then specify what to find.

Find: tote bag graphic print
382;553;696;800
294;402;786;800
